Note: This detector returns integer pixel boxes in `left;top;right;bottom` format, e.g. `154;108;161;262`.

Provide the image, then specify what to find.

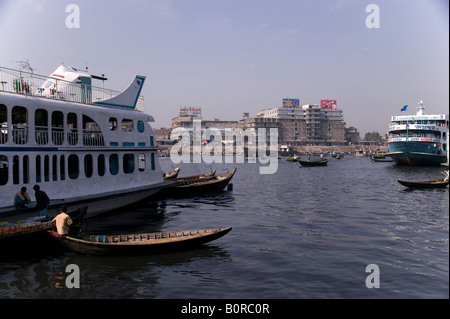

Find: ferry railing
82;130;105;146
35;125;49;145
0;66;145;112
12;125;28;144
1;123;7;144
52;129;64;145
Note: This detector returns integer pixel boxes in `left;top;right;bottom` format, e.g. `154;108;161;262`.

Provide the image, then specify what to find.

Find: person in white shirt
52;205;73;235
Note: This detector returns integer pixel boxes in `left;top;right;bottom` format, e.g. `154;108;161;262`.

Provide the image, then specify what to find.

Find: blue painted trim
123;142;135;147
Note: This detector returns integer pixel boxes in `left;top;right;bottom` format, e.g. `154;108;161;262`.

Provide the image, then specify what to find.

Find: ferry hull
387;142;447;166
0;181;173;223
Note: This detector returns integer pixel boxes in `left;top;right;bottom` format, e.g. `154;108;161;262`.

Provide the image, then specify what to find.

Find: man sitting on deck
14;187;31;208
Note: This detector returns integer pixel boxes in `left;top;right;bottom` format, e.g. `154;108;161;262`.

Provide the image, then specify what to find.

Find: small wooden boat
0;206;88;251
163;167;180;179
168;169;216;181
397;178;449;189
371;154;394;162
168;168;236;196
299;159;328;167
371;157;394;162
48;227;232;255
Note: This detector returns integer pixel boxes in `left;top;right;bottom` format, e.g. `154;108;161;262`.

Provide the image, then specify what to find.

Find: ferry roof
0;64;145;112
391;113;448;121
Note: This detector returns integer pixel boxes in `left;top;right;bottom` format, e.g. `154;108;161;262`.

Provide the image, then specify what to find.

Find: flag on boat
400;105;408;111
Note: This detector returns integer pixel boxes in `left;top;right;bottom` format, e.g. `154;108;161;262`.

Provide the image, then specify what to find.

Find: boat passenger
33;185;50;218
14;186;31;208
52;205;73;236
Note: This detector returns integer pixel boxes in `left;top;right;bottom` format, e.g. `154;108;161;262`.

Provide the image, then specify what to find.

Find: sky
0;0;448;136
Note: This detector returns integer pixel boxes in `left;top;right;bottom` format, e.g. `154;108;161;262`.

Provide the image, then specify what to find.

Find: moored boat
163;167;180;179
166;168;236;196
385;100;448;166
1;64;170;221
371;154;394;162
0;206;87;251
167;169;216;181
48;227;232;256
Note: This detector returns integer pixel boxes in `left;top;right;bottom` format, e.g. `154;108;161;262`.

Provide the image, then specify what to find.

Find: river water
0;155;448;299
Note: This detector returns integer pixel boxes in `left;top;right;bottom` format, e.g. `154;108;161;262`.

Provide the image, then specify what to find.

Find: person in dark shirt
33;184;50;218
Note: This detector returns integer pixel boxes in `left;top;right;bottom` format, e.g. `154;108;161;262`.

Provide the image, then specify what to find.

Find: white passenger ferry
0;64;169;221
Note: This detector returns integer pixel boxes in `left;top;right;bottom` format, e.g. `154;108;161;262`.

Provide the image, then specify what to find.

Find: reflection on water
1;156;448;299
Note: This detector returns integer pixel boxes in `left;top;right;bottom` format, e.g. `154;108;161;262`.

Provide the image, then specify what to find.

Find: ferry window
67;113;78;145
52;155;58;181
35;109;48;145
109;154;119;175
23;155;29;184
98;154;105;176
150;136;154;146
52;111;64;145
123;154;134;174
12;106;28;144
137;121;144;133
0;155;8;185
68;155;79;179
122;119;133;132
60;155;65;181
13;155;19;184
1;104;8;144
36;155;41;183
44;155;50;182
109;118;117;131
138;154;146;172
83;115;104;146
84;154;93;178
151;153;155;170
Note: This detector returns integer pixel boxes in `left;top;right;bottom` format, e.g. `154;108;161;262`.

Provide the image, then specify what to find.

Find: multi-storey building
256;103;346;145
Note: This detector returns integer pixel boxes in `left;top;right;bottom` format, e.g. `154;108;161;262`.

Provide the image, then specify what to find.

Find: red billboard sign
321;100;337;110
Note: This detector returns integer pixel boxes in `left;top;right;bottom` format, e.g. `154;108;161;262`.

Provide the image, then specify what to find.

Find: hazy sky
1;0;448;135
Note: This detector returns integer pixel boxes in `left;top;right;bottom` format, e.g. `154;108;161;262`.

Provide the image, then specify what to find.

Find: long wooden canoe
170;168;236;196
397;179;449;189
167;169;216;181
48;227;232;256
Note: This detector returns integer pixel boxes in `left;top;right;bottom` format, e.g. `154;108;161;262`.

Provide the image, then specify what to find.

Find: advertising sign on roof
283;99;300;108
321;100;337;109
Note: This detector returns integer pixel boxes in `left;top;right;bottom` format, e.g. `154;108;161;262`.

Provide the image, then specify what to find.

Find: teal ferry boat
386;100;448;166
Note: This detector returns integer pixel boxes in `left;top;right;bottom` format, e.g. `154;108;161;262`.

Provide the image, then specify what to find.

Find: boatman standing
33;185;50;218
52;205;73;236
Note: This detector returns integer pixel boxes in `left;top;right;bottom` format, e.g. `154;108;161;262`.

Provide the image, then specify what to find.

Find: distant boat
371;154;394;162
354;149;367;157
48;227;232;256
299;158;328;167
386;100;448;166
